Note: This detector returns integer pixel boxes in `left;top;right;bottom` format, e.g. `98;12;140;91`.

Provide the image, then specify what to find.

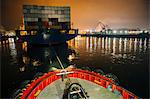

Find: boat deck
37;77;123;99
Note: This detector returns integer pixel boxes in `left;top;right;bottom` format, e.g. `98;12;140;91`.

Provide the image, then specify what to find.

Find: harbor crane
95;21;109;33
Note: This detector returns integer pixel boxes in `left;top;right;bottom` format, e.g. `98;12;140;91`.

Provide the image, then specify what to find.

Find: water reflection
68;36;149;98
68;37;149;70
69;36;149;56
15;42;78;73
1;36;149;98
2;41;79;98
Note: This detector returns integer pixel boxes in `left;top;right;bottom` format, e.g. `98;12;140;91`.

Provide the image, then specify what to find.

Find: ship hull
16;29;78;45
29;33;77;45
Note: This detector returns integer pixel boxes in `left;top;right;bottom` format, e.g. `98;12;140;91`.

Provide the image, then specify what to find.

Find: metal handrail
21;69;138;99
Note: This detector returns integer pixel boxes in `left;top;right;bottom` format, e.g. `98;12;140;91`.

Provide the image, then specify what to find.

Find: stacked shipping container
23;5;71;30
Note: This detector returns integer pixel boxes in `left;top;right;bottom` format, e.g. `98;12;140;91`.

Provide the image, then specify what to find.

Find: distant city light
113;30;117;34
120;31;123;33
125;30;128;34
144;30;148;33
89;30;93;33
140;30;143;33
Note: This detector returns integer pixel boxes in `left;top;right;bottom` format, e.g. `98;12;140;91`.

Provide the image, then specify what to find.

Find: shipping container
23;5;71;30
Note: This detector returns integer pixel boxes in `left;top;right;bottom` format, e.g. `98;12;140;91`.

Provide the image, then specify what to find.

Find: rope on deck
54;48;88;99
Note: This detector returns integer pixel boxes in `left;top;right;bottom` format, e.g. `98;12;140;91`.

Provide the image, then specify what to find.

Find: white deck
37;77;123;99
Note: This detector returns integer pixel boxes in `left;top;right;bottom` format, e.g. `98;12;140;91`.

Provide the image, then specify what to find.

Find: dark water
1;36;149;98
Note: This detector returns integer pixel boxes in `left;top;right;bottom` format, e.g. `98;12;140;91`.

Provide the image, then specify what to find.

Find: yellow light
69;30;75;34
60;30;66;34
22;42;28;52
68;55;74;61
31;31;37;35
20;31;28;36
34;90;41;97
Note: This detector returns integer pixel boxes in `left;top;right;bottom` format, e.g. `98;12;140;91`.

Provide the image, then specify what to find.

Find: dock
79;33;149;38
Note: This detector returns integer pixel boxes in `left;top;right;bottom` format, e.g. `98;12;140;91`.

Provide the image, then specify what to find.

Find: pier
79;33;150;38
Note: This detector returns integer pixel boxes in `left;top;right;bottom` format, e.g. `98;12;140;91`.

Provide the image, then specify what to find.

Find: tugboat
14;50;138;99
12;43;138;99
15;65;138;99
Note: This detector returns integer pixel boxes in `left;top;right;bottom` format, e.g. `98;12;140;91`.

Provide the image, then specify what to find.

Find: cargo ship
16;5;78;45
13;66;138;99
16;29;78;45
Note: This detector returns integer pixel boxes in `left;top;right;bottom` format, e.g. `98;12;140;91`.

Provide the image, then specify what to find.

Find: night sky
148;0;150;29
0;0;1;25
0;0;150;30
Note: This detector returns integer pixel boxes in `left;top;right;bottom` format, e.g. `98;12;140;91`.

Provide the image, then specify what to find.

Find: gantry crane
95;21;109;33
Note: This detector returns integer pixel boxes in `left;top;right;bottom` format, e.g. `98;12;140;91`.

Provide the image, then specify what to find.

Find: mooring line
53;46;88;99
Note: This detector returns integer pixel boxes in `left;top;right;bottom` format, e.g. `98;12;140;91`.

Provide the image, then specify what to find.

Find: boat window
31;31;37;35
60;30;66;34
20;31;28;36
69;30;75;34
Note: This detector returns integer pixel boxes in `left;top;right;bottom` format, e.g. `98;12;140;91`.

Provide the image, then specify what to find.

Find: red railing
21;69;138;99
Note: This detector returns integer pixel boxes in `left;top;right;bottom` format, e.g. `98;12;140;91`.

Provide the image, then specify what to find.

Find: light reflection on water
1;36;149;98
9;41;17;64
68;36;149;55
68;36;148;70
68;36;149;98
